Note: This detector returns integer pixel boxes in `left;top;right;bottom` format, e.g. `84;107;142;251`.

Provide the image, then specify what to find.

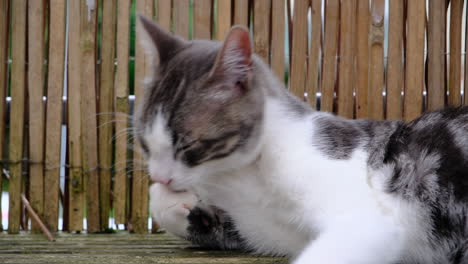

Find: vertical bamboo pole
99;0;117;231
320;0;339;112
233;0;249;26
157;0;172;31
386;0;404;119
307;0;322;109
67;0;84;232
8;0;27;234
173;0;189;39
133;0;154;234
193;0;212;39
254;0;271;64
448;0;464;106
44;0;66;233
271;0;285;82
80;0;100;232
337;0;357;118
356;0;370;118
368;0;385;120
0;0;10;231
404;0;426;121
28;0;46;233
289;0;308;100
217;0;232;41
428;0;446;110
114;0;131;226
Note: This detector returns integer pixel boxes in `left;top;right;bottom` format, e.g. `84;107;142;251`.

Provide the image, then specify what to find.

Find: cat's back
380;107;468;263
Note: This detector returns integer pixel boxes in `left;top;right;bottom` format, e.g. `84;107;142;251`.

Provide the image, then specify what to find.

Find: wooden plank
98;0;117;231
289;0;308;100
193;0;212;39
157;0;172;31
404;0;426;121
27;0;45;233
320;0;339;112
337;0;356;118
233;0;249;26
448;0;464;106
355;0;370;118
44;0;66;233
8;0;27;234
306;0;322;109
217;0;232;41
386;0;404;119
133;0;154;234
271;0;285;82
80;0;100;232
67;0;84;232
114;0;131;226
0;0;10;232
173;0;189;39
428;0;446;110
253;0;271;63
368;0;385;120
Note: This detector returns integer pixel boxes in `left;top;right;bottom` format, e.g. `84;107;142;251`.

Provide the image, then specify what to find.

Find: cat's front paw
149;184;198;238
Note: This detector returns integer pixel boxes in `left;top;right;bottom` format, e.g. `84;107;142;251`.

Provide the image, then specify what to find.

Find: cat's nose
154;178;172;185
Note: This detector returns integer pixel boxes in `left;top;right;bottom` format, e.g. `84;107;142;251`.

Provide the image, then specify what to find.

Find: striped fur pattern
137;16;468;264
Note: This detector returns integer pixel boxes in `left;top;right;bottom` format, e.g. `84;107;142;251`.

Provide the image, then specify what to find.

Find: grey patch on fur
380;107;468;262
312;115;401;160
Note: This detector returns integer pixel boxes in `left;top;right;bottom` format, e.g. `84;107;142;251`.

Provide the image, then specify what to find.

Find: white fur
149;183;198;238
146;98;436;263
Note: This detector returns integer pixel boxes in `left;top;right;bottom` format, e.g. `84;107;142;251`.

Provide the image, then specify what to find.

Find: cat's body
137;16;468;264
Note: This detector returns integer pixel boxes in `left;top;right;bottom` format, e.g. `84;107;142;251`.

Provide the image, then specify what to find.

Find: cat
136;15;468;264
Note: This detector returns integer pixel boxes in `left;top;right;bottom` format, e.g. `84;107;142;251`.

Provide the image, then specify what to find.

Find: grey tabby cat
136;15;468;264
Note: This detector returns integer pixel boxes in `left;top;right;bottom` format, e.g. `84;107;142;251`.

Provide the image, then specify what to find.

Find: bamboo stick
8;0;27;234
271;0;285;82
404;0;426;121
114;0;131;226
428;0;446;110
27;0;46;233
173;0;189;39
233;0;249;26
289;0;308;100
99;0;117;231
355;0;370;118
337;0;357;118
80;0;100;232
67;0;84;232
320;0;339;112
217;0;232;41
0;0;10;232
386;0;404;119
253;0;271;64
368;0;385;120
306;0;322;109
448;0;464;106
193;0;212;39
157;0;172;32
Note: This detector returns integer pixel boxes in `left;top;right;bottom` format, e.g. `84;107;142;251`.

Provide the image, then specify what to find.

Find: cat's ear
137;14;186;67
210;26;252;88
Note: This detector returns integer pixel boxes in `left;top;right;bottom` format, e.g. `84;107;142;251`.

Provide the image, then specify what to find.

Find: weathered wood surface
0;232;287;264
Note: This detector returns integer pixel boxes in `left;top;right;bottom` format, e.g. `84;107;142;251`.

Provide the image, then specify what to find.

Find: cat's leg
293;216;403;264
149;184;244;250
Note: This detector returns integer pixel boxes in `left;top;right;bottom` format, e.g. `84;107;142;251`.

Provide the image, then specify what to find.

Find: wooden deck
0;231;287;264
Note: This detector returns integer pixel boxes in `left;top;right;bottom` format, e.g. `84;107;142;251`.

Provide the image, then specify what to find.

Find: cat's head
135;16;265;191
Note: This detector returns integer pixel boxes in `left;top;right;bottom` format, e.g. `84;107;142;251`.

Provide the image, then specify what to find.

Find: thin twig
3;169;55;241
